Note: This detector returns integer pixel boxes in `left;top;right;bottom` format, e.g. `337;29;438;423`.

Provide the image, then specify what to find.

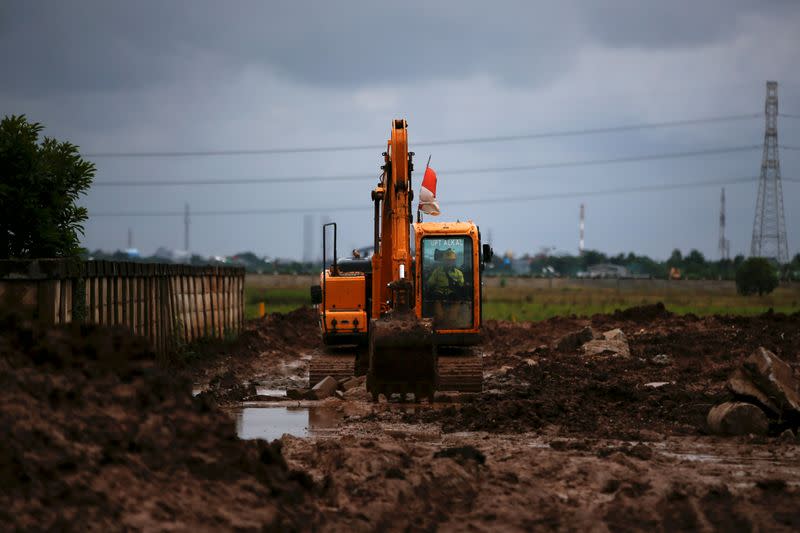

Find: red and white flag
418;166;440;216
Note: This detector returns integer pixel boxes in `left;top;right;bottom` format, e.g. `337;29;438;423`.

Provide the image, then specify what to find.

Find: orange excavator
309;119;492;401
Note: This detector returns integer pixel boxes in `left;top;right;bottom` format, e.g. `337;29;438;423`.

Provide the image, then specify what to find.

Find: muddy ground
2;304;800;531
0;314;315;531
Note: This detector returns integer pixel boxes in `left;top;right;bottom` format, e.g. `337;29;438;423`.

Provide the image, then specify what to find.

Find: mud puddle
256;387;287;397
231;405;344;440
192;385;287;397
230;402;461;441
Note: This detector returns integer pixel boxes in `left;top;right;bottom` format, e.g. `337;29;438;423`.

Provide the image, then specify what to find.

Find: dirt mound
193;306;319;360
610;302;672;322
195;369;258;405
416;354;717;438
415;306;800;438
185;306;320;384
265;306;319;340
0;315;313;531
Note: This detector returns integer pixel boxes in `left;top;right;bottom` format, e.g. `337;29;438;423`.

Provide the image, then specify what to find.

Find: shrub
735;258;778;296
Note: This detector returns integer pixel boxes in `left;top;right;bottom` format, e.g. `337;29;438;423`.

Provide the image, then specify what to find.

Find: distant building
585;263;630;279
153;247;190;264
511;257;531;275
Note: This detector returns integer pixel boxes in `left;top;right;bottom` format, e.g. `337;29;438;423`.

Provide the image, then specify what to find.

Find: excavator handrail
321;222;338;329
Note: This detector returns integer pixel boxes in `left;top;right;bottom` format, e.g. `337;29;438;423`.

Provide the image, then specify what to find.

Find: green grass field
482;286;800;321
245;287;312;318
245;285;800;321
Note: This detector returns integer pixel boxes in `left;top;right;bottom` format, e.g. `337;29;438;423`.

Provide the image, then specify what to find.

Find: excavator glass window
420;236;474;329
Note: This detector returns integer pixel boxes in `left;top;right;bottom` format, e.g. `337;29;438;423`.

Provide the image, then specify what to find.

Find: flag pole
417;155;431;223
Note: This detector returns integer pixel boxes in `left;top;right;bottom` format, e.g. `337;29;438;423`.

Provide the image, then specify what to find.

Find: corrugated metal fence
0;259;245;355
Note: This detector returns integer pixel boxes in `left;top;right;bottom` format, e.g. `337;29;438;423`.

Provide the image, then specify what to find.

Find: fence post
200;272;209;337
37;280;57;325
208;270;217;338
71;277;87;323
158;274;169;359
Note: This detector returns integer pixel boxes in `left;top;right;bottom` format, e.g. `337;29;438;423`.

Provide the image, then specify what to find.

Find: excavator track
309;354;355;386
309;346;367;386
437;350;483;392
309;347;482;393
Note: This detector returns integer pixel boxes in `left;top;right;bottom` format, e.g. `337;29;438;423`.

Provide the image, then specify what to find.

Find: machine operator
427;249;464;297
427;249;469;328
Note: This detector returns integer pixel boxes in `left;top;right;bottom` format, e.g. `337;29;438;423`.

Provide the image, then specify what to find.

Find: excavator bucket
367;314;437;402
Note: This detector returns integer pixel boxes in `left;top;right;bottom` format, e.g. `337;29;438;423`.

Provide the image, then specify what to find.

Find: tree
667;249;683;268
783;253;800;281
735;258;779;296
0;115;95;259
683;249;708;279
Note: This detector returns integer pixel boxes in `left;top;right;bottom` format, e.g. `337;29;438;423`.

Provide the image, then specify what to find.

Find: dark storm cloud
0;2;186;94
2;0;796;97
0;1;589;94
0;1;546;93
579;0;800;49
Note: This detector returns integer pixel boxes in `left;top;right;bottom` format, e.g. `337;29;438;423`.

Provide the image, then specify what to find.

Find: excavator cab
416;223;481;337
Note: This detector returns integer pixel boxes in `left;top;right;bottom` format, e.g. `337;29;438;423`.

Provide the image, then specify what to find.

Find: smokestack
302;214;314;263
184;203;190;254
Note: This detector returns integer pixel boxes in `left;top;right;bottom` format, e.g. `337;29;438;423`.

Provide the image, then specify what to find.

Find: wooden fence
0;259;245;354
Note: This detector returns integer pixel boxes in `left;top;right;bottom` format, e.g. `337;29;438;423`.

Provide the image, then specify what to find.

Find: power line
449;176;758;206
423;145;760;175
89;176;758;217
93;144;761;187
780;113;800;119
780;145;800;151
83;113;761;158
408;114;762;148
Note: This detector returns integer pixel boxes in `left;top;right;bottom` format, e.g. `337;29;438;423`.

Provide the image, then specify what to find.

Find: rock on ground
344;382;372;401
341;375;366;391
582;329;630;358
310;375;339;400
742;347;800;415
650;353;671;365
727;368;779;415
707;402;769;436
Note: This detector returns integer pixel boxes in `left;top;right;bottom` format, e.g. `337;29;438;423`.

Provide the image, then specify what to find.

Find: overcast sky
2;0;799;260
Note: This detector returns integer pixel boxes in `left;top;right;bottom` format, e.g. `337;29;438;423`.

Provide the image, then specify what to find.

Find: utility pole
184;203;190;255
718;188;730;260
579;203;585;255
750;81;789;263
302;214;314;263
127;227;133;249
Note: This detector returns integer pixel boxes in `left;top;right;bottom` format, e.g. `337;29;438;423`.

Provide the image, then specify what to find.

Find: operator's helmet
444;249;457;261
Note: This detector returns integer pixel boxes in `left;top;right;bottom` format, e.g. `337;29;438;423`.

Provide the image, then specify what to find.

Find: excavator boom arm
372;119;414;317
